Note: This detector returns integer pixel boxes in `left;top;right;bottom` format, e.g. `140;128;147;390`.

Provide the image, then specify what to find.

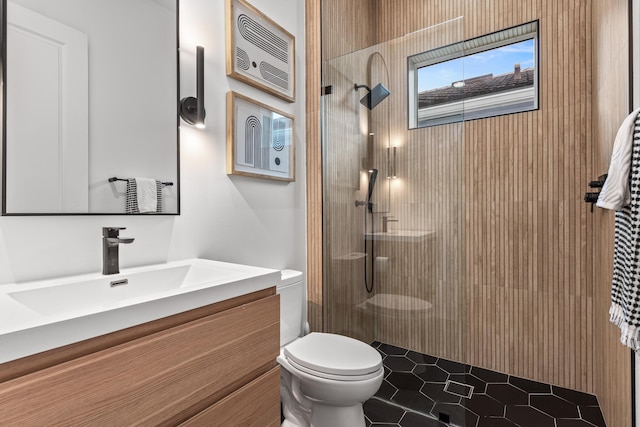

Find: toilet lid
284;333;382;378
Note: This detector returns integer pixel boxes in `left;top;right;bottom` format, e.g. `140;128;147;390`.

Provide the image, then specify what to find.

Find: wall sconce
387;146;397;178
180;46;206;128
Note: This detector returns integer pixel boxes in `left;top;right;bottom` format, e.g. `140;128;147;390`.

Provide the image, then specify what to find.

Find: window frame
408;20;540;129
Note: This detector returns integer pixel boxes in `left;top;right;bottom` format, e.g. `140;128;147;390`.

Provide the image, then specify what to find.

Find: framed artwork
226;91;295;182
225;0;295;102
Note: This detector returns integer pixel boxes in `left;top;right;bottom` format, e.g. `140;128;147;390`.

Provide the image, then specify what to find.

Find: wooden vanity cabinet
0;287;281;426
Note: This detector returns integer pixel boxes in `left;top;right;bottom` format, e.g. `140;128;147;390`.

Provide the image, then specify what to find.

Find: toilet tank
278;270;305;347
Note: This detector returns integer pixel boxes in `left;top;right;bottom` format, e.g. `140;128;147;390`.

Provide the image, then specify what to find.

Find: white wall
0;0;306;285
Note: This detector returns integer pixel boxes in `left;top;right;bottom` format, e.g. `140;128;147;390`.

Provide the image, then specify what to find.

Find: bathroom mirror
1;0;179;215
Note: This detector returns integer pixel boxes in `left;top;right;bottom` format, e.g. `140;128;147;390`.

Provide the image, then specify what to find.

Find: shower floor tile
364;342;606;427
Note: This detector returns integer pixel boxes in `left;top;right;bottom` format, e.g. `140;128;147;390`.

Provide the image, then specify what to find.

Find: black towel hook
584;174;607;212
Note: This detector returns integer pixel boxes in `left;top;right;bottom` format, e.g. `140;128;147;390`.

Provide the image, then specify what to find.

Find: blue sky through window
417;39;535;92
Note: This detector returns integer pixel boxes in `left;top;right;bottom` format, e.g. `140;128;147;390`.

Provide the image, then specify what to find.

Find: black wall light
180;46;206;128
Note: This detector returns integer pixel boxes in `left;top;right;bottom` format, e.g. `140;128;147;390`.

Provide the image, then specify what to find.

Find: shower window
408;20;539;128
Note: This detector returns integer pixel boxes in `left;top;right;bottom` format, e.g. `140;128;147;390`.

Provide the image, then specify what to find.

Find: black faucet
102;227;134;275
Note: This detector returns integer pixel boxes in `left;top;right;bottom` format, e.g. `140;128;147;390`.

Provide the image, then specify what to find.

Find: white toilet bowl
277;332;383;427
277;271;383;427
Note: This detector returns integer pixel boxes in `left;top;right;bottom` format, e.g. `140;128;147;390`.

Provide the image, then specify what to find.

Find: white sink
8;262;243;316
364;229;434;242
0;259;280;363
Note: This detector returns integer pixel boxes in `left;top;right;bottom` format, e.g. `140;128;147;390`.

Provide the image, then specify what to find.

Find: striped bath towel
126;178;164;214
608;111;640;350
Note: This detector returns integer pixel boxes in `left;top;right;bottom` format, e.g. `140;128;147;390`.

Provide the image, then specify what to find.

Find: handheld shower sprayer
366;169;378;212
355;168;379;212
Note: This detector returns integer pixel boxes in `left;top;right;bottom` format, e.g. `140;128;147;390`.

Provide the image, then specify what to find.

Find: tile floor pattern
363;342;607;427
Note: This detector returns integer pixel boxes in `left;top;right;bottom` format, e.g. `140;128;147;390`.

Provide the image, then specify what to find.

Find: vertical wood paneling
591;1;633;425
308;0;632;424
305;0;323;332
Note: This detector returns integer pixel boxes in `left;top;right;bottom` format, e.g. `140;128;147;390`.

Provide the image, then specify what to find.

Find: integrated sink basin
0;259;280;363
8;262;243;316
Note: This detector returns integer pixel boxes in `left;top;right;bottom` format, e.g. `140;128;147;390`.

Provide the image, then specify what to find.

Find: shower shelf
364;230;434;243
333;252;367;261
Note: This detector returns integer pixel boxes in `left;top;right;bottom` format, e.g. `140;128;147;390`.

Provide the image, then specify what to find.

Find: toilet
277;270;384;427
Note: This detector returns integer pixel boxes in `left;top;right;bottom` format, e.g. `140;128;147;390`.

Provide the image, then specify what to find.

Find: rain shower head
354;83;390;110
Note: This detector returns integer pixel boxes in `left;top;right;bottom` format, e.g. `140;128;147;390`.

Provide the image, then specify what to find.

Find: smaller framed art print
225;0;295;102
226;91;295;182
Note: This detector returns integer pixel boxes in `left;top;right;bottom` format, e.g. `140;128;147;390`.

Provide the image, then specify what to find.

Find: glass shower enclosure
321;16;469;424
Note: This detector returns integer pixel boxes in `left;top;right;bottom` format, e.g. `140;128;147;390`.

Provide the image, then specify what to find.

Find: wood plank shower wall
305;0;632;424
592;1;632;425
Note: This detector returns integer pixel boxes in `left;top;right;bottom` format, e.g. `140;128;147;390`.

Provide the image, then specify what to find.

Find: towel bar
108;177;173;186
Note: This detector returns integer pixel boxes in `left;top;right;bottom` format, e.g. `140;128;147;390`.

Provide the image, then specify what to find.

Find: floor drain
438;412;450;423
444;379;474;399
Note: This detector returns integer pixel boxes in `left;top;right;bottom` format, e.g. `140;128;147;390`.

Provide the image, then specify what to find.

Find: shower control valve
382;216;399;233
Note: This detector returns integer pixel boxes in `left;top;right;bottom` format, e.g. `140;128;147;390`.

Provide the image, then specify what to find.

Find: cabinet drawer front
0;294;279;426
181;366;281;427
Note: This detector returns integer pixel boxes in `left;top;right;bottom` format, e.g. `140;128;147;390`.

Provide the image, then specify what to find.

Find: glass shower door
321;15;469;425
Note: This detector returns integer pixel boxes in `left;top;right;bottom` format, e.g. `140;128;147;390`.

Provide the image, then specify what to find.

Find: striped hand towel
608;111;640;350
126;178;164;214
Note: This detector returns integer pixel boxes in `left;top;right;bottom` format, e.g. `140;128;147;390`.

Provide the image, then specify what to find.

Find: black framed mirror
1;0;180;215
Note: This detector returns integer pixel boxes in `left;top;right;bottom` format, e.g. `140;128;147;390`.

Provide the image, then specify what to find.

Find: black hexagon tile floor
364;342;606;427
